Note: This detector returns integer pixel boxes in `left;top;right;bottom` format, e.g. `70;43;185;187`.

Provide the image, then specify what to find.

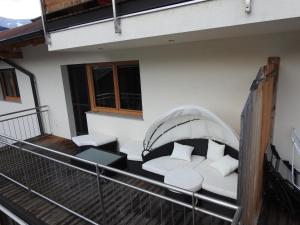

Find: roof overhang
0;19;45;59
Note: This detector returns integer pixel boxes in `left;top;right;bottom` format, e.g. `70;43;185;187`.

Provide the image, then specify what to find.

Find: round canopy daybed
122;105;240;203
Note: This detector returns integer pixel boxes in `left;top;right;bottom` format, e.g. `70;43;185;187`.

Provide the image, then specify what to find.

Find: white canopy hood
143;105;239;151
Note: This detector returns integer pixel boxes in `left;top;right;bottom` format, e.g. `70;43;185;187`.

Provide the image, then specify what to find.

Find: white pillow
210;155;239;176
170;142;194;162
206;139;225;161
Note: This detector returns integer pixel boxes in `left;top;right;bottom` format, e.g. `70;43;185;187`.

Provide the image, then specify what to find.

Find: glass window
88;62;142;116
0;69;20;102
117;64;142;111
92;65;115;108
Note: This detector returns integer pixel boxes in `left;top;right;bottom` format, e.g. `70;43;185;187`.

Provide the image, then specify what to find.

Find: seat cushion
207;139;225;162
142;155;205;176
120;140;143;161
194;159;238;199
72;134;116;147
210;155;239;176
171;142;194;161
164;167;203;192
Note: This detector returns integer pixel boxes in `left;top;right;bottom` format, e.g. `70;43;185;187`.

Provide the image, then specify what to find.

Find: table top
75;148;123;166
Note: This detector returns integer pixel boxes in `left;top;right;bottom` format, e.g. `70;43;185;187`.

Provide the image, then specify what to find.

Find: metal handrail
0;106;48;118
0;110;49;123
0;133;242;224
0;106;51;141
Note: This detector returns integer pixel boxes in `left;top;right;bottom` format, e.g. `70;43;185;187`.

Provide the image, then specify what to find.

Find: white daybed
122;105;240;201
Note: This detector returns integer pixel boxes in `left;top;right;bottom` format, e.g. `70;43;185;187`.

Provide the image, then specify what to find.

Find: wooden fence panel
238;57;280;225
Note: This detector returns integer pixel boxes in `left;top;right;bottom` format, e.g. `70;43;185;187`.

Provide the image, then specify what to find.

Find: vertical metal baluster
4;143;12;175
26;116;33;139
19;145;31;191
17;118;23;140
184;206;186;225
112;182;118;221
46;110;52;134
26;116;31;139
59;164;67;205
6;121;12;138
171;202;175;225
36;156;43;192
48;160;55;199
130;189;134;212
28;115;35;137
139;192;143;216
2;121;7;137
43;157;49;192
29;153;39;188
21;117;28;140
96;165;107;225
45;111;50;134
192;194;195;225
160;199;163;225
41;112;46;136
11;120;18;139
31;115;36;137
41;111;46;134
149;195;152;219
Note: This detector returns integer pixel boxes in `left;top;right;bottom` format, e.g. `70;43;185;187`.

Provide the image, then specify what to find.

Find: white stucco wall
1;31;300;167
274;65;300;168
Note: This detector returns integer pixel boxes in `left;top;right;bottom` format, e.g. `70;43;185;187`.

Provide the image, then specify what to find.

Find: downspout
0;57;45;135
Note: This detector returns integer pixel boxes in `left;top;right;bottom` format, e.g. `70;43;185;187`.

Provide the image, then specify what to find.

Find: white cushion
206;139;225;161
164;168;203;192
142;155;205;176
170;143;194;162
210;155;239;176
72;133;116;147
120;140;143;161
194;159;238;199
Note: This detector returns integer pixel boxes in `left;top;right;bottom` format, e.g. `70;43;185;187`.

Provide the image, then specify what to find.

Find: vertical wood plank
239;57;280;225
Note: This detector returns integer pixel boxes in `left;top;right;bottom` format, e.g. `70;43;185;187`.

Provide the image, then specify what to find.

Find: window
87;61;142;116
0;69;20;102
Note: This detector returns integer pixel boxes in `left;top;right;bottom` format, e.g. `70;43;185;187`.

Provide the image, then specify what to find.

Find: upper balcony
42;0;300;51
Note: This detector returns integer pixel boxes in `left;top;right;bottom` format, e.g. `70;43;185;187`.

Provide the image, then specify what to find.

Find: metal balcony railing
0;132;243;225
0;106;51;144
40;0;213;44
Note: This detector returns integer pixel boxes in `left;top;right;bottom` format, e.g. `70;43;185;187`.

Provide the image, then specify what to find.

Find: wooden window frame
87;61;143;117
0;69;21;102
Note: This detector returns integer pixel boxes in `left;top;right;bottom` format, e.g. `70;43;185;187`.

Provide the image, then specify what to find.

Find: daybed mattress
194;159;238;199
142;155;205;176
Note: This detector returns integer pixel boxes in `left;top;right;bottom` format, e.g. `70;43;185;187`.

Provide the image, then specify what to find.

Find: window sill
0;99;22;104
86;110;144;121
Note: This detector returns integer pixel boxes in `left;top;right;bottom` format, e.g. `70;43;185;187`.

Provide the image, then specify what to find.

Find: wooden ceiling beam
0;50;23;59
0;37;45;49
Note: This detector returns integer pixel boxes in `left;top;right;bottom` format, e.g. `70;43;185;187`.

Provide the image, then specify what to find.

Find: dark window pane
117;64;142;111
1;70;20;98
92;66;116;108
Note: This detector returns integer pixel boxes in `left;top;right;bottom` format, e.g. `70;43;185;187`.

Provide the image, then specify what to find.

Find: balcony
44;0;199;32
41;0;300;51
0;106;243;225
